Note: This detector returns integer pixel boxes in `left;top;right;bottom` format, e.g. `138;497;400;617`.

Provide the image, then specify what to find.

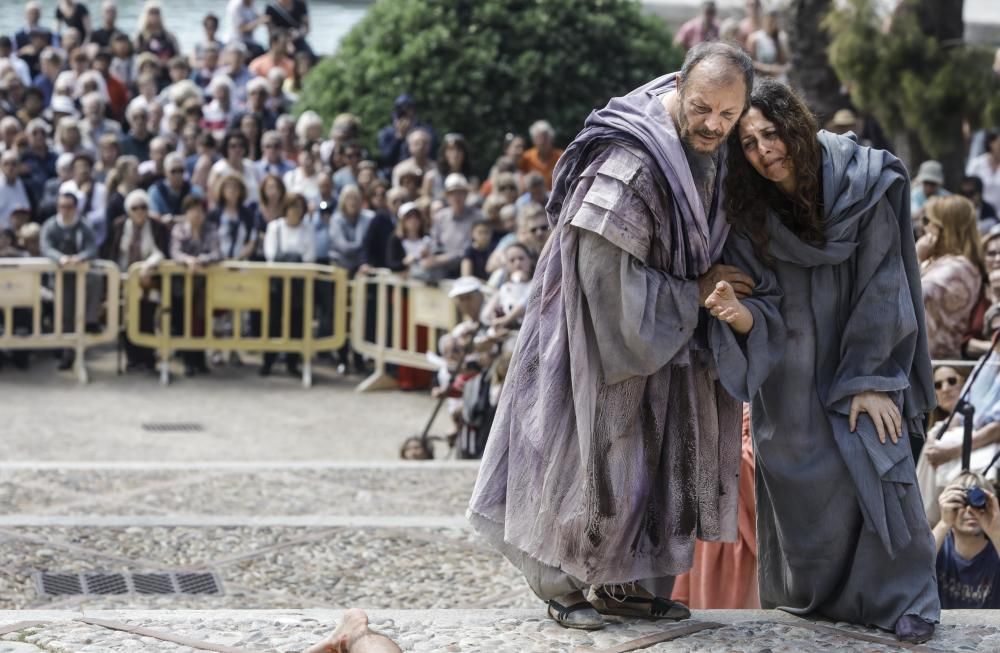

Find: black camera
965;486;988;510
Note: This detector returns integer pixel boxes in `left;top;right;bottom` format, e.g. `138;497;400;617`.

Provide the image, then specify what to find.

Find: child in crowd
460;219;494;280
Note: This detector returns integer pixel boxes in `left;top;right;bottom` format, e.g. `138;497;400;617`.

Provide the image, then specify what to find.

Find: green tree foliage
824;0;999;164
296;0;683;173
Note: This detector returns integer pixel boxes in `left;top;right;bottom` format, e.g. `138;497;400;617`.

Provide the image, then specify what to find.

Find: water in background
0;0;373;56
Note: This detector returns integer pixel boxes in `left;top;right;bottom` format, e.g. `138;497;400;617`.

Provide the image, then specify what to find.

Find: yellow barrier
125;260;349;387
0;257;120;382
351;272;460;392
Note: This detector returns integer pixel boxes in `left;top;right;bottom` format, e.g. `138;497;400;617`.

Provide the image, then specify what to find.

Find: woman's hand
924;441;960;466
849;391;901;444
704;281;754;334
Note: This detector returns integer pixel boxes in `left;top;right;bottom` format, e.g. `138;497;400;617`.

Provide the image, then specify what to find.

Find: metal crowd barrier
124;260;349;387
0;257;120;383
351;271;460;392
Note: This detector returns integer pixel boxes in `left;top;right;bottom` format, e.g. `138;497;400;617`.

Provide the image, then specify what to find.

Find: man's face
1;154;16;181
454;292;482;320
961;184;982;207
103;5;116;25
522;216;550;251
953;497;986;537
57;196;76;220
409;132;430;159
26;5;39;25
923;181;940;198
73;160;92;185
675;68;746;155
447;189;467;211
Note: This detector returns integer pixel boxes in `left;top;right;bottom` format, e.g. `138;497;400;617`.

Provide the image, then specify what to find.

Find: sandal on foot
546;599;605;630
589;587;691;621
895;614;935;644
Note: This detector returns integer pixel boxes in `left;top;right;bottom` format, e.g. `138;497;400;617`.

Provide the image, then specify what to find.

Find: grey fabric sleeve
576;228;700;385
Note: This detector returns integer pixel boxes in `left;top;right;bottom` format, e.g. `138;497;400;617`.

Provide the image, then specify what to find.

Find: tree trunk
788;0;847;124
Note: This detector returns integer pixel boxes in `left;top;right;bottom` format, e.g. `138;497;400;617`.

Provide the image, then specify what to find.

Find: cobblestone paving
1;610;999;652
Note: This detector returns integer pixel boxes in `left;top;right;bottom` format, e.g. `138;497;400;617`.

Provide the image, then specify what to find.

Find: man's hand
924;441;960;467
972;487;1000;543
849;390;901;444
698;264;753;304
938;484;966;530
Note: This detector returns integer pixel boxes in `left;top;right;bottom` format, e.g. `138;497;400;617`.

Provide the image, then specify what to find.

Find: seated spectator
202;76;237;140
305;609;402;653
261;192;314;376
95;134;122;184
240;77;278;132
103;155;141;235
283;51;312;101
395;161;423;201
426;174;482;279
295;111;324;146
101;189;168;372
208;174;258;260
516;172;548;208
238;113;263;162
149;153;195;225
377;94;436;175
121;99;153;161
249;29;294;78
23;118;56;202
912;160;952;219
448;275;486;324
918;196;986;359
961;175;1000;234
332;141;363;196
483;133;526;198
391;128;435;189
460;219;494;280
917;363;972;516
934;473;1000;609
385;201;432;279
170;196;221;377
967;132;1000;216
40;191;98;370
329;185;372;275
519;120;563;191
481;243;533;341
399;436;434;460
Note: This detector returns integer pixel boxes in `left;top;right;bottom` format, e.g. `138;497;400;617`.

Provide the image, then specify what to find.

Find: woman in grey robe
706;80;940;643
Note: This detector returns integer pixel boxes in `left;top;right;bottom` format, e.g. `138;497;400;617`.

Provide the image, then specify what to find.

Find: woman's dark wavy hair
725;79;824;263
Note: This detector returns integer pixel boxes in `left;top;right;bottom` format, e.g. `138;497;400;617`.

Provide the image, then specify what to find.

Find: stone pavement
4;349;1000;650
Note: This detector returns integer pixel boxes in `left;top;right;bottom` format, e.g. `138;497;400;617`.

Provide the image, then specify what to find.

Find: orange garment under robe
672;406;760;609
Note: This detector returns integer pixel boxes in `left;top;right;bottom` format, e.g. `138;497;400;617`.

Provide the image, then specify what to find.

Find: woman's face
934;366;962;413
403;212;422;237
738;107;794;186
990;137;1000;159
286;202;304;225
342;192;361;216
129;200;148;225
444;144;465;171
506;136;525;160
262;178;282;204
240;115;258;138
223;180;241;206
124;162;139;187
227;138;246;163
985;237;1000;272
306;124;322;142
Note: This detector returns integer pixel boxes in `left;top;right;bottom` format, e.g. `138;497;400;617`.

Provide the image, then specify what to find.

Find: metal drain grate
141;422;205;432
37;571;222;597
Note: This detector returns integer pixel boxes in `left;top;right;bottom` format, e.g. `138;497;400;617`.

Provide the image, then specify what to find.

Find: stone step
1;609;999;652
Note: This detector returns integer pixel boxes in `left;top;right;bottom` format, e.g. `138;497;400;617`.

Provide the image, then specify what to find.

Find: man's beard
676;107;726;155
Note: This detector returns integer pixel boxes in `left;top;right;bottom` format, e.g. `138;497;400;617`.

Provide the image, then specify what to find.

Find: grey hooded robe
711;132;940;629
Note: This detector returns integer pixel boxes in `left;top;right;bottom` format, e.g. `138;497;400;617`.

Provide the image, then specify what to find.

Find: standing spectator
423;133;473;201
426;174;481;279
328;184;372;275
674;1;720;50
170;196;221;376
92;50;128;120
91;1;125;48
332;141;363;196
109;33;135;88
256;130;294;178
249;29;294;78
256;174;286;230
227;0;268;58
134;3;180;64
959;175;1000;234
209;131;259;206
391;128;435;188
121;100;153;161
60;153;108;249
193;13;224;67
102;188;167;371
747;10;790;81
208;174;258;260
967;132;1000;215
40;192;97;370
515;201;550;260
202;76;237;139
23;119;56;202
519;120;563;190
15;2;55;56
377;94;436;174
918;196;987;359
358;185;399;272
385;200;431;278
912;160;951;216
54;0;91;43
283;146;321;203
933;473;1000;609
0;150;31;231
33;47;61;108
238;113;263;162
78;93;121;151
103;155;140;230
265;0;313;60
240;78;278;131
149;152;194;224
261;191;314;376
218;43;253;107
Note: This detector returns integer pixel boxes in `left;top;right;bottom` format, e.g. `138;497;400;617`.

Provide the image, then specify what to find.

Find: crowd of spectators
0;0;556;399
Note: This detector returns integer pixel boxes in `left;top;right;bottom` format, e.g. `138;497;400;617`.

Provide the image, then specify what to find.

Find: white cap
397;201;420;220
447;276;483;298
444;173;470;193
